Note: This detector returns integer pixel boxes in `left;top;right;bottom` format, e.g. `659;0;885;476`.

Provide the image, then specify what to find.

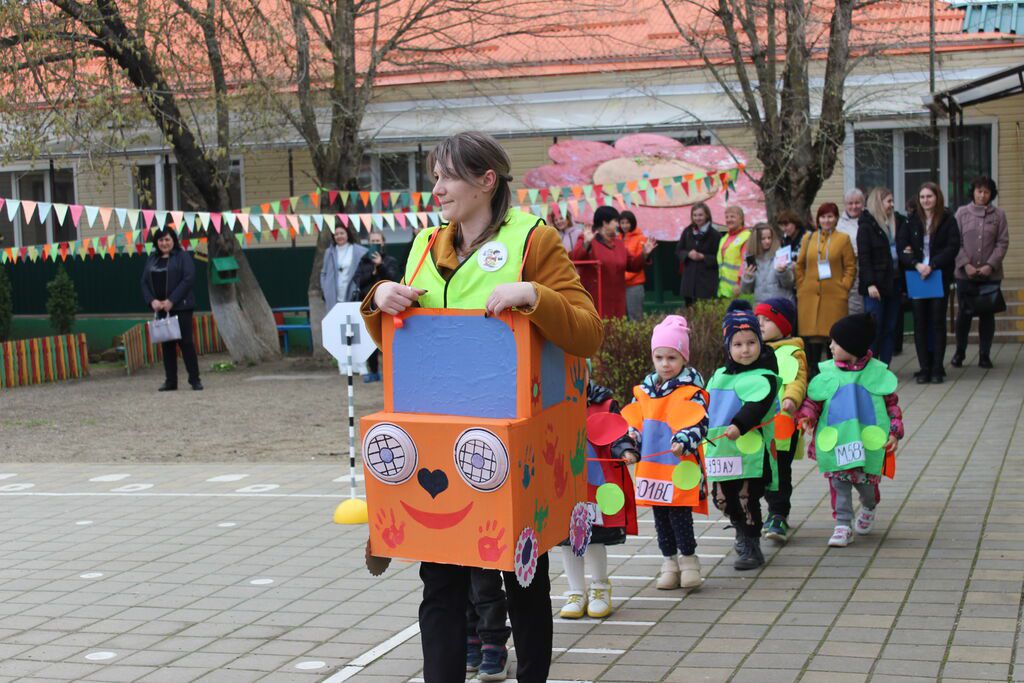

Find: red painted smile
401;501;474;530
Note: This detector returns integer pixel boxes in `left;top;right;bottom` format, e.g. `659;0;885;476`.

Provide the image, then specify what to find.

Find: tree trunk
208;232;281;364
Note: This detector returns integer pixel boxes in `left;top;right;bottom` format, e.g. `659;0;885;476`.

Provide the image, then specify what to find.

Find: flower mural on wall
524;133;767;241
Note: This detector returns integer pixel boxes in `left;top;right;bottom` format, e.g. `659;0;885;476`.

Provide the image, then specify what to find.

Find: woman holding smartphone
354;229;400;382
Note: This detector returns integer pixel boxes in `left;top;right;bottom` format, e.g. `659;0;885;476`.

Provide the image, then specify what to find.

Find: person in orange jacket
620;210;649;321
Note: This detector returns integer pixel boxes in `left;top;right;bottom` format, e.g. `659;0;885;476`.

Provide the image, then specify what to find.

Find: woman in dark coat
140;227;201;391
897;182;961;384
676;202;721;306
858;187;906;365
354;230;400;383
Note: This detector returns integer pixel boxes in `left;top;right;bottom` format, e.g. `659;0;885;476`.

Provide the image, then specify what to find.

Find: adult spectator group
620;211;648;320
676;202;721;307
741;222;795;302
857;187;905;364
141;226;202;391
795;202;856;371
571;205;655;319
898;182;960;384
952;176;1008;369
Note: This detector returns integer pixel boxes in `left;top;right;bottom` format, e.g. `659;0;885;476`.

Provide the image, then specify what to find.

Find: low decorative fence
0;333;90;389
122;313;226;375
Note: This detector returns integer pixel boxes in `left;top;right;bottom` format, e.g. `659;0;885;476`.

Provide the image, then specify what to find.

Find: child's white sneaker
828;525;854;547
559;592;586;619
586;582;612;618
854;507;876;535
656;556;680;590
678;554;703;589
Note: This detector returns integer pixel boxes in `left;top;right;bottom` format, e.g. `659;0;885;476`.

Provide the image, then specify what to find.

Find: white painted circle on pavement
111;483;153;492
295;661;327;670
85;651;117;661
76;520;94;526
0;483;34;492
90;474;130;482
249;578;274;586
79;572;104;579
217;522;237;528
235;484;279;493
207;474;249;482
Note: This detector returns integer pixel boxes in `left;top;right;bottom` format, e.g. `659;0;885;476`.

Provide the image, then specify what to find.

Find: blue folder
905;270;944;299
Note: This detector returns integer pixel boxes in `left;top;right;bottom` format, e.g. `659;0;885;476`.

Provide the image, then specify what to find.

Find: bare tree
0;0;281;364
225;0;592;357
662;0;856;222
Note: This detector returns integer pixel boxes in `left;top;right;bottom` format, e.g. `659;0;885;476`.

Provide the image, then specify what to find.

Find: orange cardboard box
360;309;588;583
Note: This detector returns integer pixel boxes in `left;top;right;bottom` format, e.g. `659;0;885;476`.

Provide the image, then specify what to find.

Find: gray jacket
320;242;369;309
741;252;795;302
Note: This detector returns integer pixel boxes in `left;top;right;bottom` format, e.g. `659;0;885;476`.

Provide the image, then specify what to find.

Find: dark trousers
864;291;901;365
420;555;551;683
764;440;796;519
713;477;765;538
160;309;200;387
911;292;949;376
803;340;832;379
466;568;512;647
955;280;996;359
652;506;697;556
367;349;381;375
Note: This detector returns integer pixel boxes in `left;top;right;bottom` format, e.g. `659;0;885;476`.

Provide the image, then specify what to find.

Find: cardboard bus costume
805;359;897;476
360;309;589;587
704;367;780;488
619;386;709;515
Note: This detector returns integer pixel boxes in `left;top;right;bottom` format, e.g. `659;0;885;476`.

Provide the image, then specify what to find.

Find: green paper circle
736;430;764;455
735;375;771;402
775;345;797;358
672;460;702;490
807;374;839;401
778;355;800;384
861;425;888;450
817;426;839;451
595;483;625;516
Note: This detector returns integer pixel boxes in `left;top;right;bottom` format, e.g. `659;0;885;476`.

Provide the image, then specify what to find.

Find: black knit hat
830;313;876;359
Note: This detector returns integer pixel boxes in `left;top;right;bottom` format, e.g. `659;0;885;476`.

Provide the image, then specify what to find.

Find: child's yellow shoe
559;592;586;619
586;582;612;618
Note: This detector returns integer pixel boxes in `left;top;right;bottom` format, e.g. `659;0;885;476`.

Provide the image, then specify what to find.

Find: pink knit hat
651;315;690;361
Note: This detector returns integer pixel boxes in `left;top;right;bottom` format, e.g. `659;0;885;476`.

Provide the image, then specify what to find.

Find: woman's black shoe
190;381;204;391
979;356;993;369
931;375;944;384
950;353;964;368
916;373;930;384
158;382;177;392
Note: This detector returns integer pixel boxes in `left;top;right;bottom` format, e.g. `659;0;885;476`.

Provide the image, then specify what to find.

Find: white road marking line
0;473;18;480
553;594;681;603
206;474;249;482
89;474;130;482
0;483;34;492
410;679;591;683
84;651;117;661
111;483;153;493
75;520;93;525
217;522;237;528
332;474;365;483
557;574;655;582
249;578;274;586
248;374;334;381
609;553;724;559
0;492;365;499
322;623;421;682
638;518;722;524
698;535;739;541
296;661;327;670
79;572;103;579
554;647;625;655
235;484;280;493
553;618;655;626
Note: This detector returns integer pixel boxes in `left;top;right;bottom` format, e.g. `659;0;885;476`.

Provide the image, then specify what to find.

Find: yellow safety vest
717;229;751;297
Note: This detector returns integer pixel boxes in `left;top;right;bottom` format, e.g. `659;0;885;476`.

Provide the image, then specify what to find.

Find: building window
0;167;77;247
132;164;159;210
854;129;894;197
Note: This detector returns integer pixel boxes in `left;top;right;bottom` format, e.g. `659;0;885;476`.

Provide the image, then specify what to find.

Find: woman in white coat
320;223;368;309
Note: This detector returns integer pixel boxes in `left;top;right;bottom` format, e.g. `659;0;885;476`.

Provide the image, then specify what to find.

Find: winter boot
678;554;703;589
733;536;765;570
656;556;681;590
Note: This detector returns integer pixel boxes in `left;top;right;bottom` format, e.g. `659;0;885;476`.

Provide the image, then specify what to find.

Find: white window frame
128;155;168;210
367;150;421;192
0;161;79;247
845;116;998;210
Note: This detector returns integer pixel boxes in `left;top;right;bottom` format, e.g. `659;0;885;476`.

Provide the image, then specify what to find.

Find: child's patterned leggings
713;478;765;538
653;506;697;557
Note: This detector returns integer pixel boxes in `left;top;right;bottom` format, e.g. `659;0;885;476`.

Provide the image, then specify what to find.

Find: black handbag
961;281;1007;316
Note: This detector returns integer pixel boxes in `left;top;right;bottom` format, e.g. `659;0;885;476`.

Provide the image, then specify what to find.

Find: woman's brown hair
748;222;781;259
427;132;513;251
916;181;945;232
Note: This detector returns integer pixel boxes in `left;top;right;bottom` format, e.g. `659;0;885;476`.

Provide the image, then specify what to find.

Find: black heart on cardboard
417;468;449;499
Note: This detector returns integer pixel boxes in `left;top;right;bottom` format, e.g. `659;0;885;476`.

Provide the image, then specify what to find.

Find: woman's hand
916;263;932;279
979;264;993;278
486;282;538;315
868;285;881;300
370;251;383;267
746;262;757;275
150;299;162;312
161;300;173;312
964;263;977;278
724;425;741;441
622;451;640;465
687;249;703;262
582;225;595;246
643;236;658;255
775;263;787;273
374;282;426;315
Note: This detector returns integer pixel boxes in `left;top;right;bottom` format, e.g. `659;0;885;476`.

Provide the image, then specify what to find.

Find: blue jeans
864;293;901;365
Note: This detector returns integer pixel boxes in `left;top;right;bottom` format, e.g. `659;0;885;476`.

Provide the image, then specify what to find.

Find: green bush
46;266;78;335
591;298;733;405
0;267;11;342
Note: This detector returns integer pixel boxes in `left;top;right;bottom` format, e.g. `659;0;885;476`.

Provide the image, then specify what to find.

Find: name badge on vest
817;259;832;281
478;242;509;272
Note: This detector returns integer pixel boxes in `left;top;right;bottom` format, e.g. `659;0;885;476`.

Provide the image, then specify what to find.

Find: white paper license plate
635;477;674;504
834;441;866;467
706;457;743;478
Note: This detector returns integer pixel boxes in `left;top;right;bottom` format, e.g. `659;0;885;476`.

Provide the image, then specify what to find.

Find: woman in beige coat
796;202;857;374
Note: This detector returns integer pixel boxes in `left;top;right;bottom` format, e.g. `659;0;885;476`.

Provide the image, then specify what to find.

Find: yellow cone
333;498;369;525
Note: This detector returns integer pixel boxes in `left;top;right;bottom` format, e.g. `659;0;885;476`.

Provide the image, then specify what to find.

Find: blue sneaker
478;644;511;681
466;637;482;672
764;515;790;544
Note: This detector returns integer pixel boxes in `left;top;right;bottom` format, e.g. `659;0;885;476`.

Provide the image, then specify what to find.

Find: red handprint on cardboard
478;520;508;562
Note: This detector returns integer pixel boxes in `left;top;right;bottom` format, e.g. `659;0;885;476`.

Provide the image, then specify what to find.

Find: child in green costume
705;300;781;570
755;298;807;544
797;313;904;548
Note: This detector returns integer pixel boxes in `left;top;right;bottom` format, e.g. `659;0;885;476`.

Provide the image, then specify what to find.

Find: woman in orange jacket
620;210;649;321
